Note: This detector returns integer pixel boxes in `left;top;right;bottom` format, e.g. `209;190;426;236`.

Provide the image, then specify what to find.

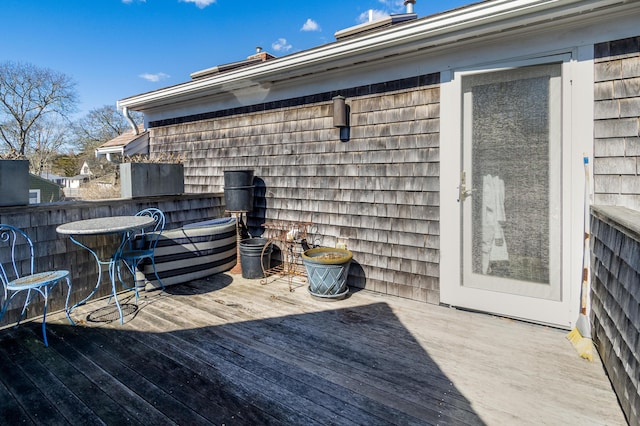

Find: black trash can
224;170;254;212
239;238;271;279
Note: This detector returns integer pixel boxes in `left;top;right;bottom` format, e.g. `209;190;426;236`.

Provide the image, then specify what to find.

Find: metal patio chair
116;208;166;301
0;224;74;347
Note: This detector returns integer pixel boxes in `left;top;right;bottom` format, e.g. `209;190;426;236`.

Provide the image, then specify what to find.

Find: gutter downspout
105;152;121;163
123;107;139;135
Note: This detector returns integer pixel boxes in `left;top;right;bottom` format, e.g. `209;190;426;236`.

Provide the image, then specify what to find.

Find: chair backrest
0;225;35;289
134;208;166;250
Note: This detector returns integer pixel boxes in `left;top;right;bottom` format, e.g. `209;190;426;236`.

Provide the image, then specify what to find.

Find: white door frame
440;47;594;329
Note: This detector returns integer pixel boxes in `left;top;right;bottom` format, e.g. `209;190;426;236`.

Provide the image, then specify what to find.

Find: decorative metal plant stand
260;220;312;291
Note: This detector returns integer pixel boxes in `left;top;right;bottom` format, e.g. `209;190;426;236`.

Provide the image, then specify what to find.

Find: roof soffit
118;0;638;111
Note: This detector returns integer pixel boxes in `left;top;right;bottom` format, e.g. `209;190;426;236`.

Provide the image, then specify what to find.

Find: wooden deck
0;274;626;425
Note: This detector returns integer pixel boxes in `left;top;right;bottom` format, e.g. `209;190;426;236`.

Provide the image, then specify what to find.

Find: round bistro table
56;216;155;324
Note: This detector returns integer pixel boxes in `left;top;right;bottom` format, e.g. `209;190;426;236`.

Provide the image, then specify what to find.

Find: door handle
458;171;474;202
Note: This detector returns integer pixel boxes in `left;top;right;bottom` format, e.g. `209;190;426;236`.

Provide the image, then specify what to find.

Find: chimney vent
404;0;416;14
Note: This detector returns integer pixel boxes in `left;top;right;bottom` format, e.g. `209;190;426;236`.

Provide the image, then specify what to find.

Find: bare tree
25;118;68;175
71;104;143;154
0;61;77;155
69;105;144;182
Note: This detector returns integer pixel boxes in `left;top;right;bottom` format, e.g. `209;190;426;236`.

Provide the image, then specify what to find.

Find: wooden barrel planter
301;247;352;300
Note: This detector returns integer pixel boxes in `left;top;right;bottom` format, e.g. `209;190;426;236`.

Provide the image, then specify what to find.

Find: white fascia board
95;146;124;157
117;0;633;111
95;133;149;158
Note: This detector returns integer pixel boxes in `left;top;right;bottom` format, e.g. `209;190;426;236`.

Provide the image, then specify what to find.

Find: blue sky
1;0;472;119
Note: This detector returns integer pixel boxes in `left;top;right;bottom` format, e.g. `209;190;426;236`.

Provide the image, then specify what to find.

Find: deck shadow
0;292;485;425
160;272;234;295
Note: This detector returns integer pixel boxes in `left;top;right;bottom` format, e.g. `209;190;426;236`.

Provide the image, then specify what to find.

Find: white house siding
594;36;640;211
149;75;442;303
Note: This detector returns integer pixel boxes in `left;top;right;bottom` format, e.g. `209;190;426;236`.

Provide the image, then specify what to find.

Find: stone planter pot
120;163;184;198
0;159;29;206
301;247;352;300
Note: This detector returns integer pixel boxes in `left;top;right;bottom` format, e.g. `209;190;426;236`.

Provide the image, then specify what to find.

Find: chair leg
133;260;148;303
116;259;131;290
111;259;134;305
15;287;51;346
150;258;165;292
17;289;34;326
0;299;9;325
64;277;75;326
130;261;139;303
1;279;71;347
1;292;25;328
108;260;124;325
41;286;49;347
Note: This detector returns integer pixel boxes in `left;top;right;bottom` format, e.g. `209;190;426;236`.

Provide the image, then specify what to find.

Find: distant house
40;171;67;188
28;173;63;204
41;162;93;198
117;0;640;330
79;161;92;176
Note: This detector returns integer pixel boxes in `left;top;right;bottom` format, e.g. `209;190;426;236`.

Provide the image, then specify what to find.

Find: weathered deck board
0;335;101;425
138;298;419;425
51;325;214;425
0;274;627;425
175;290;480;424
148;290;465;425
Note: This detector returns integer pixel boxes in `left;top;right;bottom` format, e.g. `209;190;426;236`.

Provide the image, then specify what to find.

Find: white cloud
301;18;320;32
356;0;405;22
357;9;389;24
272;38;292;53
139;72;170;83
180;0;216;9
378;0;405;13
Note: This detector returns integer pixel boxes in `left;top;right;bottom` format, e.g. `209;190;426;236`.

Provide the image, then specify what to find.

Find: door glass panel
462;63;562;301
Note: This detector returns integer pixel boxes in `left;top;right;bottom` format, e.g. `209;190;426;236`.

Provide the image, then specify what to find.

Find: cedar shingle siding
591;36;640;426
149;75;442;304
594;36;640;210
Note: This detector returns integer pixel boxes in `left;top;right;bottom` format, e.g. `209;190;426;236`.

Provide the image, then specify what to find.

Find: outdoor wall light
333;95;347;127
333;95;350;142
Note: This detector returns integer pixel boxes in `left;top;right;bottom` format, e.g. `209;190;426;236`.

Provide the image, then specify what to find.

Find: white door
441;58;583;328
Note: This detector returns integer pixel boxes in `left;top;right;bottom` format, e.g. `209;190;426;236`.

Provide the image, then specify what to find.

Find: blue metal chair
0;225;74;347
116;208;166;301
